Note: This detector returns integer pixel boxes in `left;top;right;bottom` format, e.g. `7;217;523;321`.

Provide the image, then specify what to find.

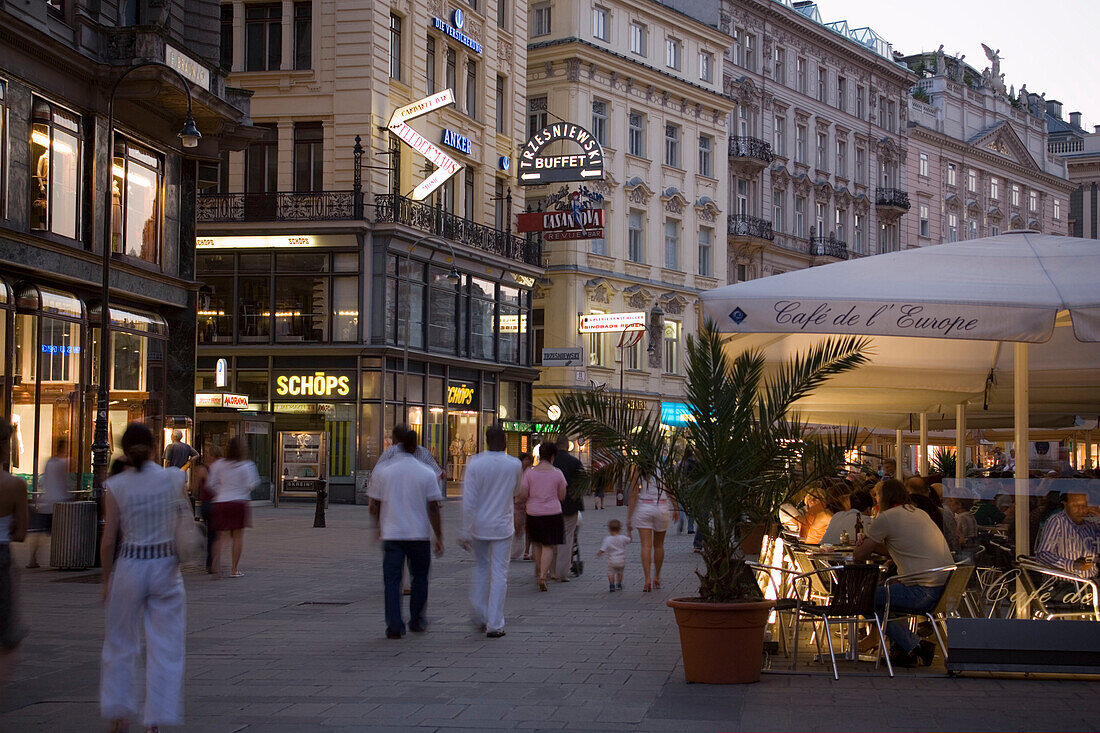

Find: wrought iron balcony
810;235;849;260
727;213;775;242
875;187;911;211
728;136;775;165
196;191;360;222
375;194;541;267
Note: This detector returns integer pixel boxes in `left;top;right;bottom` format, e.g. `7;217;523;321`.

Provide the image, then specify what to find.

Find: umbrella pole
1014;342;1030;619
895;430;904;479
955;404;966;482
919;413;929;476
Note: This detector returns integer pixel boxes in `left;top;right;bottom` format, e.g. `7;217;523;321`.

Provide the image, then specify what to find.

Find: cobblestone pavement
1;502;1096;732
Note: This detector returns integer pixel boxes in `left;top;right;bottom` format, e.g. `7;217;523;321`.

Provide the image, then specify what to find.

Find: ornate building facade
901;48;1073;245
1046;105;1100;240
198;0;537;499
524;0;734;428
701;0;914;281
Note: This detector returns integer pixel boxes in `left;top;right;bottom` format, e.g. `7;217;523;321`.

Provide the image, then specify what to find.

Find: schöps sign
276;372;351;397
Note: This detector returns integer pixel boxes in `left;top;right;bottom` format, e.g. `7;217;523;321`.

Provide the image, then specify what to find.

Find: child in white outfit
596;519;631;591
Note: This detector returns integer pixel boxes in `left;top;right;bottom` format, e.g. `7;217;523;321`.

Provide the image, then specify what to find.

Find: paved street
1;501;1096;732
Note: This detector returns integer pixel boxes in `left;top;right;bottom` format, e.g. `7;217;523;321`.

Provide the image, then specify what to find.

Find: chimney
1069;111;1083;129
1045;99;1063;119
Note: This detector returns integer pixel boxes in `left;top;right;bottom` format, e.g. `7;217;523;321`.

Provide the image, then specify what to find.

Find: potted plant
556;320;869;683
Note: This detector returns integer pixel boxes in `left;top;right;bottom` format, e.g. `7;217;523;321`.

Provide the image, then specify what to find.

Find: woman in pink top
519;441;567;591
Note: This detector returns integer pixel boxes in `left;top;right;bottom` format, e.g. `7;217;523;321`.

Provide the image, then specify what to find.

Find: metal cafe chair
1016;556;1100;621
747;561;802;657
879;564;958;666
791;563;893;680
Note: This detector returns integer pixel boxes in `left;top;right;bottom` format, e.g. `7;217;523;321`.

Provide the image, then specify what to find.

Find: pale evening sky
820;0;1100;128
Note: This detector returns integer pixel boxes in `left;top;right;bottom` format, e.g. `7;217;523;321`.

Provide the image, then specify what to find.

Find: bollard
313;480;327;528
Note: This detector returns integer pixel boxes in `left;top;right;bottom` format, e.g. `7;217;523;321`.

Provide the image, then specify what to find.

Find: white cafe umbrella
700;232;1100;575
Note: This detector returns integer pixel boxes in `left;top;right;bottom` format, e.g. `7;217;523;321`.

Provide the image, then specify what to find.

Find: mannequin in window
111;179;123;251
32;146;49;227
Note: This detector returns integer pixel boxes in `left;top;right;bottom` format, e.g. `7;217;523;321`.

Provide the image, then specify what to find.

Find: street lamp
92;61;202;498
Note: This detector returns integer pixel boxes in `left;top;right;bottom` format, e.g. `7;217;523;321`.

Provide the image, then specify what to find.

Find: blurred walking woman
209;438;259;577
519;442;566;591
626;466;677;592
100;423;190;732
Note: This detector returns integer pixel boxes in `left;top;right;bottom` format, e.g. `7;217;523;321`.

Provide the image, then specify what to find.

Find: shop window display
274;275;328;342
29;99;81;240
470;277;495;360
112;138;163;263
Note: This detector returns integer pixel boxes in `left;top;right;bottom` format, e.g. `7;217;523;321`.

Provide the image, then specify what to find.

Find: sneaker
616;583;623;591
408;621;428;633
609;585;616;592
486;629;506;638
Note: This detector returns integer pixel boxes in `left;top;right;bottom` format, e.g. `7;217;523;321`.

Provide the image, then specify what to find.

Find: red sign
544;228;605;241
516;209;604;233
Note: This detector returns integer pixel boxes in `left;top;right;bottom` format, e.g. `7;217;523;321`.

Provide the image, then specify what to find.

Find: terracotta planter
667;597;774;684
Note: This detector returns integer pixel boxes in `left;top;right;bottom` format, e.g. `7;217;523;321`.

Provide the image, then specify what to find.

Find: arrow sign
388;90;463;201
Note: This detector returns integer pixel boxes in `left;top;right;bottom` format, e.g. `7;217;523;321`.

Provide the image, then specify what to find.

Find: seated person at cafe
821;488;875;546
1034;493;1100;579
793;485;832;545
855;479;954;667
906;477;944;531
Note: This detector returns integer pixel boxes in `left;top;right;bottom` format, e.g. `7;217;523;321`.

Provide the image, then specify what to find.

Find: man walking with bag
552;437;585;581
460;424;522;638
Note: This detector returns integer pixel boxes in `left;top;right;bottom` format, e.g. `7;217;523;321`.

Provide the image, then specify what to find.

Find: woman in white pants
100;423;188;733
626;467;677;592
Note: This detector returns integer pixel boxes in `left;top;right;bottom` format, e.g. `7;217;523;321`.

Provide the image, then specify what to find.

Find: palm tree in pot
556;320;870;682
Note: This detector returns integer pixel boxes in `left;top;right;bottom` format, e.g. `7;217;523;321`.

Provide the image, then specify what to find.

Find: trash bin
50;501;97;570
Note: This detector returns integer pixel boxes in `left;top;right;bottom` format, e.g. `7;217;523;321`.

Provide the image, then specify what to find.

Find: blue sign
660;402;692;427
499;155;510;171
441;128;472;155
452;8;464;29
432;17;482;54
41;344;80;355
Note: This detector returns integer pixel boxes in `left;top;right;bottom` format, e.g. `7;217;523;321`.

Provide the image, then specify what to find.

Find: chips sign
578;312;647;333
516;208;604;233
518;123;606;185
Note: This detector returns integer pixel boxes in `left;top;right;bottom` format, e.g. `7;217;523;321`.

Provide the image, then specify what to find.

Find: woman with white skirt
100;423;189;732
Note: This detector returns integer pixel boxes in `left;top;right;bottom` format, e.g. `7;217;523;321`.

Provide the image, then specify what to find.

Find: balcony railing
196;191;360;222
1049;139;1084;155
375;194;541;266
728;136;775;164
727;213;775;241
810;235;849;260
875;187;911;211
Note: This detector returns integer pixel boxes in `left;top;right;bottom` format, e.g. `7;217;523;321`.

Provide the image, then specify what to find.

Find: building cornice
909;125;1075;192
527;37;734;107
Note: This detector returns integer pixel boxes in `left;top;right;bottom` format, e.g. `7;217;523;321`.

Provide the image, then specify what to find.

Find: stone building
524;0;734;431
0;0;253;494
1045;105;1100;240
670;0;915;282
900;48;1073;245
197;0;537;499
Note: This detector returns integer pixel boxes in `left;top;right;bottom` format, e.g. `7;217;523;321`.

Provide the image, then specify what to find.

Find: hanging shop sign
388;90;463;201
215;358;227;387
516;208;604;233
541;347;584;366
275;372;352;397
578;312;647;333
195;392;250;409
660;402;693;427
518;123;606;185
447;381;479;407
441;128;473;155
432;10;482;54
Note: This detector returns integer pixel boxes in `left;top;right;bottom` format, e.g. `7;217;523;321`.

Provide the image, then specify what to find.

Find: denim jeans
0;543;22;650
875;582;944;653
382;540;431;635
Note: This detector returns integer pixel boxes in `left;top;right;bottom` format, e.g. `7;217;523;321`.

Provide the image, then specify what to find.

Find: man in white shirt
459;424;522;638
369;428;444;639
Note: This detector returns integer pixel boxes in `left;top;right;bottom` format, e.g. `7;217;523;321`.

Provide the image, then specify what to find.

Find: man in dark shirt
163;430;198;469
552;437;585;581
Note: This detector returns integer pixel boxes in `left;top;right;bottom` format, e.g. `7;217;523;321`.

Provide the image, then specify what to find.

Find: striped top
1035;511;1100;579
104;462;186;550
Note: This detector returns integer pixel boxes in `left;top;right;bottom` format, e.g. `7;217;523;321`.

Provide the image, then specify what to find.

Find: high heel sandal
538;579;548;592
653;579;662;590
643;582;652;592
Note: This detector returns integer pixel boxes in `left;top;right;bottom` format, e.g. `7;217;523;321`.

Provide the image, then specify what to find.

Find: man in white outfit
459;424;522;638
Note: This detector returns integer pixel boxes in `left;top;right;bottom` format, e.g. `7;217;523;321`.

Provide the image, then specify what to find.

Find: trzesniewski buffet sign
518;123;606;185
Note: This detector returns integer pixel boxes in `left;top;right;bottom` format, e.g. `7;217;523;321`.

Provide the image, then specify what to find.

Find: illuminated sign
544;228;604;241
518;123;606;185
275;372;351;397
501;421;560;434
497;313;528;334
447;382;478;407
516;209;604;233
660;402;693;427
388;90;463;201
432;16;482;54
546;404;562;421
441;128;473;155
41;344;80;354
197;235;315;248
578;312;647;333
215;358;227;387
195;393;250;409
499;156;511;171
